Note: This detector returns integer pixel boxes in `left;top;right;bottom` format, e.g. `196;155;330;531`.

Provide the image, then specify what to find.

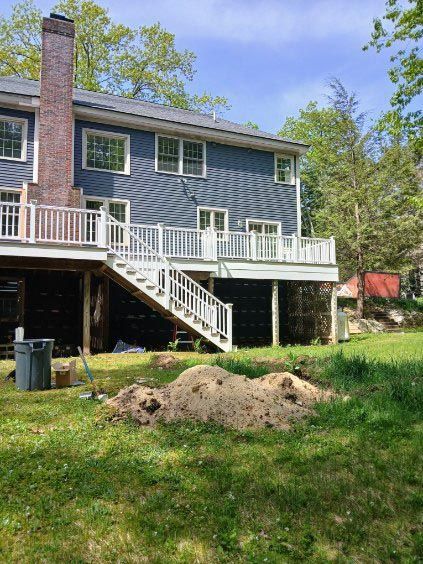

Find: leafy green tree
243;121;260;130
364;0;422;153
280;79;422;317
0;0;229;113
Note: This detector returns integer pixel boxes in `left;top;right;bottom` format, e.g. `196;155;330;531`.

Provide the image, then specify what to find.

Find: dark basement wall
0;269;82;356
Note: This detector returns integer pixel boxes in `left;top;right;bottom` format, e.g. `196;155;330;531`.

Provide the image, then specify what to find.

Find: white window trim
0;186;22;197
0;115;28;162
155;133;207;178
82;128;130;176
246;218;282;235
82;195;131;224
274;153;296;185
197;206;229;232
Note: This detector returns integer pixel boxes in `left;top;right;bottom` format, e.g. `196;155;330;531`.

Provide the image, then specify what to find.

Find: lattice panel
285;281;332;343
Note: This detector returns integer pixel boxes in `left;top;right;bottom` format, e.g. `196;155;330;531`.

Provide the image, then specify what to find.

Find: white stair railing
104;212;232;345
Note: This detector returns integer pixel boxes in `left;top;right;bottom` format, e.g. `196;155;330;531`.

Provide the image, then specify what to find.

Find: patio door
247;220;280;260
84;198;129;245
0;191;21;239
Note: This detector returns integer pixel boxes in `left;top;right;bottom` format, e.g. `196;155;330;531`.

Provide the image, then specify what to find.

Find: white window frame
82;195;131;224
82;195;131;245
197;206;229;232
274;153;295;185
0;187;22;200
0;115;28;162
155;133;207;178
246;218;282;235
82;128;130;175
0;187;23;239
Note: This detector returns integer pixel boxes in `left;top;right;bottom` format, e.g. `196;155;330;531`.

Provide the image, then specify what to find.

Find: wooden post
83;271;91;355
208;276;214;294
331;282;338;344
272;280;279;346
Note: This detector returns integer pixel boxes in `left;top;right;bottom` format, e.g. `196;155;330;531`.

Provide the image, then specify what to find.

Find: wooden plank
271;280;279;346
0;257;102;271
331;283;338;344
83;271;91;355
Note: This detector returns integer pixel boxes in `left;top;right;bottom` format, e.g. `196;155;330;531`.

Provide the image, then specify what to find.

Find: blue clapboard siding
74;119;298;235
0;107;34;189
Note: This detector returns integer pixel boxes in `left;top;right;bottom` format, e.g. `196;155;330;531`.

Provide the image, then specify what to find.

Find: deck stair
101;211;233;352
372;311;402;333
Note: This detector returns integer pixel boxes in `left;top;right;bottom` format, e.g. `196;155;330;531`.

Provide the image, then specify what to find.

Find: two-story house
0;14;338;355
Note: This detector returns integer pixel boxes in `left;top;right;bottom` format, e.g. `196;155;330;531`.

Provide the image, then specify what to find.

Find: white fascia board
0;93;308;154
74;106;309;156
170;258;339;282
0;242;108;261
0;93;38;110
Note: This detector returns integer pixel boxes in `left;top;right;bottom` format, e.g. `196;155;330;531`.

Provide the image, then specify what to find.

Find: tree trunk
356;254;365;319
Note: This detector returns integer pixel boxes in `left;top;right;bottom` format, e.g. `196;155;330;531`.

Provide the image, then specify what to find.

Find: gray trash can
14;339;55;391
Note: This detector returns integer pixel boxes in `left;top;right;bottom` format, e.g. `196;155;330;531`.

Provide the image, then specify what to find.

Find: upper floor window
0;116;27;161
156;135;206;177
198;207;228;232
275;154;295;185
82;129;130;175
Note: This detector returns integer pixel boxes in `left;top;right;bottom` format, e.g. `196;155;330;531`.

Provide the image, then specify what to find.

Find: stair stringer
103;256;232;352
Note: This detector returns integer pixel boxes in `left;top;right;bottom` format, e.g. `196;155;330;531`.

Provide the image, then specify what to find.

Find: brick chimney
29;14;80;207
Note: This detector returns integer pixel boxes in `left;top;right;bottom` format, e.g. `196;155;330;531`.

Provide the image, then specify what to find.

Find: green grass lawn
0;333;422;562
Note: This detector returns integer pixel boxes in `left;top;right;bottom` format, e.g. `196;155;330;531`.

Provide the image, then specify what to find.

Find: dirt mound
108;364;333;430
150;353;180;370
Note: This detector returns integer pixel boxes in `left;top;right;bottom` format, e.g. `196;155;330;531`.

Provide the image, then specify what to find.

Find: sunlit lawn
0;332;422;562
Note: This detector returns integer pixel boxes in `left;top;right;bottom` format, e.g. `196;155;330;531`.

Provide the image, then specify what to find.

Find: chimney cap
49;13;74;23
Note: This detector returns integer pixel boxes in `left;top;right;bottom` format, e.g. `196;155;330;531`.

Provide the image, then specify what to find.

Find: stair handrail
104;212;232;341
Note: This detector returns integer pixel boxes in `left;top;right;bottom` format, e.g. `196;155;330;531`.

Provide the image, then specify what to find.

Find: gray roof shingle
0;76;308;148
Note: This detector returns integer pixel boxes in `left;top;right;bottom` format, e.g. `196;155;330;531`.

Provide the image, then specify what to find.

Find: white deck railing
0;201;101;246
127;223;336;265
0;201;336;265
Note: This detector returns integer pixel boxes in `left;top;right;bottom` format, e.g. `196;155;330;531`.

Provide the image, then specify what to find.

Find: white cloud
113;0;385;46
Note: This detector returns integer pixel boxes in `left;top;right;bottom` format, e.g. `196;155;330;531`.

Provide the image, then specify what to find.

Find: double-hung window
83;129;130;175
275;154;295;185
84;198;130;245
0;116;27;161
0;191;21;238
157;135;205;177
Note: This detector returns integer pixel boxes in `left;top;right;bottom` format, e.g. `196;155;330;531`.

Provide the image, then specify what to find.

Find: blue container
14;339;54;391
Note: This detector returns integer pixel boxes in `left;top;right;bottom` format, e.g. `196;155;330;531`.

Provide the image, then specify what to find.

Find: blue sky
6;0;395;133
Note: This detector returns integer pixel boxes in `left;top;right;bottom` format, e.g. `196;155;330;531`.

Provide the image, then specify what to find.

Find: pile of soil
108;364;333;430
149;353;180;370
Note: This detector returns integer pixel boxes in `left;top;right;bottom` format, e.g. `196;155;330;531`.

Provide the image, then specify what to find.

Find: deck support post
83;271;91;355
331;282;338;344
272;280;279;346
208;276;214;295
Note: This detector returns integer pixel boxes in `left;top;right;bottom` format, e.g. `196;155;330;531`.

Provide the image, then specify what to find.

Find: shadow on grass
0;353;422;561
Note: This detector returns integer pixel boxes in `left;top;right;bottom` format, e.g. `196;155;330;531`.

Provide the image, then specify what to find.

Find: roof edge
75;104;310;154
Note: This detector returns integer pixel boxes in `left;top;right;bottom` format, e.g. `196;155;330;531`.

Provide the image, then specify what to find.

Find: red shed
338;271;400;299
